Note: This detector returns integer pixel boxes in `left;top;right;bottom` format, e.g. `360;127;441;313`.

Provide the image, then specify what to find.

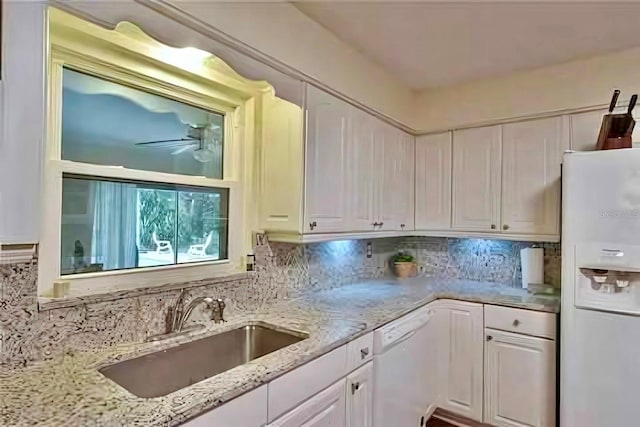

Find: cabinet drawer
268;345;347;422
346;332;373;373
484;305;556;339
182;385;267;427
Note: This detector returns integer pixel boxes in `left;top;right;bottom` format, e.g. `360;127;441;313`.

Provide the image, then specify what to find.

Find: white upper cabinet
378;124;415;231
501;117;566;236
452;126;502;232
304;85;351;233
260;84;414;241
437;300;485;422
415;132;452;230
346;362;373;427
349;109;377;231
260;95;304;233
484;329;556;427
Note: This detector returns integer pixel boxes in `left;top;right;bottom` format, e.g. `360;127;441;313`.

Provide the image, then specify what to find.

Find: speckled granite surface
1;277;559;427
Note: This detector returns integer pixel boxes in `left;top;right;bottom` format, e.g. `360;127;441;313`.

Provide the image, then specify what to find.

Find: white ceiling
294;2;640;89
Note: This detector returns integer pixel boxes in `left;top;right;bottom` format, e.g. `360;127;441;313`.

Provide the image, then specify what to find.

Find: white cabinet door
346;362;373;427
415;132;452;230
437;300;484;422
378;124;415;231
484;329;556;427
305;85;350;233
501;117;566;236
260;94;304;233
182;385;267;427
269;380;346;427
452;126;501;232
349;110;377;231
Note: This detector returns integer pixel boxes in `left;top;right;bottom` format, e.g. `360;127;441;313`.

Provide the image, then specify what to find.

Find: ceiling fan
134;124;216;162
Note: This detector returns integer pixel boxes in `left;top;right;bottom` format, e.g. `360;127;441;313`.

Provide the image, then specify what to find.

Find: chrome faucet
166;290;226;333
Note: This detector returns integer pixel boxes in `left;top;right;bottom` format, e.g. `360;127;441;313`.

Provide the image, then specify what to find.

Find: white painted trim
0;244;38;265
412;230;560;243
433;408;490;427
49;261;244;299
52;160;238;189
266;230;560;244
415;101;628;136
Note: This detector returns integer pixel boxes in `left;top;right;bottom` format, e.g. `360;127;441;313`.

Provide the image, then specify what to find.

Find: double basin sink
99;323;308;398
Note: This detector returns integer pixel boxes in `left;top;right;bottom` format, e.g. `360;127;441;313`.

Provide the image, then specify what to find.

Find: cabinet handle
420;416;425;426
486;335;493;341
490;224;496;230
503;224;510;230
513;319;520;327
360;348;370;359
351;382;361;394
372;222;379;227
309;221;317;230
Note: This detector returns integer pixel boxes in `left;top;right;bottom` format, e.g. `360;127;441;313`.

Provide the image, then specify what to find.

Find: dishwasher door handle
382;326;425;351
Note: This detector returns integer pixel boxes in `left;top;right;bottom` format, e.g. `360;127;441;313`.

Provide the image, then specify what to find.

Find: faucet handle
210;298;227;323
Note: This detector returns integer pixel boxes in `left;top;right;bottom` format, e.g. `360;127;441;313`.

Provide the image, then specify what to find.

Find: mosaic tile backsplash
0;236;560;367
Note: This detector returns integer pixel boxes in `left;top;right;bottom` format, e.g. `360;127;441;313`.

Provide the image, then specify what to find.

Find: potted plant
390;252;416;279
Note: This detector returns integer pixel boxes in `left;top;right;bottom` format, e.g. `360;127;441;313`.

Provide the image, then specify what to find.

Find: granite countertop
0;277;559;426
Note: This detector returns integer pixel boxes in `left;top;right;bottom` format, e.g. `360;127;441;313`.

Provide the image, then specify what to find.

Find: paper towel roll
520;247;544;289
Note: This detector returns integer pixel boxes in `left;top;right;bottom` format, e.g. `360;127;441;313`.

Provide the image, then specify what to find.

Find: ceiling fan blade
135;137;198;146
170;144;197;155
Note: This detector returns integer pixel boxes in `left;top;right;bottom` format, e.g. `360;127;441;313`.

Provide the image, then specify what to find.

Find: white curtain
91;181;138;270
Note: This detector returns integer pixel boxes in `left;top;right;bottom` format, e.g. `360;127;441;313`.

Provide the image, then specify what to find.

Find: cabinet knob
490;224;496;230
379;222;384;227
309;221;317;230
372;222;380;228
360;347;370;359
503;224;510;230
513;319;520;327
486;335;493;341
401;223;405;229
351;382;361;394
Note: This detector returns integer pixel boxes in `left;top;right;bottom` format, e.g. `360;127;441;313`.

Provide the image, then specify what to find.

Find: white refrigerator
561;149;640;426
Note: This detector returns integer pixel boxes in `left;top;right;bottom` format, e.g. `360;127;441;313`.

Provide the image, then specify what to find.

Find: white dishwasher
373;305;437;427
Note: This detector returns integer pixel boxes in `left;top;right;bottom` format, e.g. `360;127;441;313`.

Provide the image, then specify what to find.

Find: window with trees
59;69;229;275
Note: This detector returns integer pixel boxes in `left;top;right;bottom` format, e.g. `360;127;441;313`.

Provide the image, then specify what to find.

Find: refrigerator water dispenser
574;243;640;315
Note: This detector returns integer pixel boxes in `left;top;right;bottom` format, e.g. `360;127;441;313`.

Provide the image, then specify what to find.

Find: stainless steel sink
99;323;308;398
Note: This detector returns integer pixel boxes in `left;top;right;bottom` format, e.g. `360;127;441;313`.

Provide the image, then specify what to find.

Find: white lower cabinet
181;385;267;427
484;328;556;427
346;362;373;427
268;380;346;427
437;300;485;422
183;304;556;427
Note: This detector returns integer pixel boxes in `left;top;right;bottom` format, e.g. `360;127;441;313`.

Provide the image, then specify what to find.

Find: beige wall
156;2;415;124
413;47;640;132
